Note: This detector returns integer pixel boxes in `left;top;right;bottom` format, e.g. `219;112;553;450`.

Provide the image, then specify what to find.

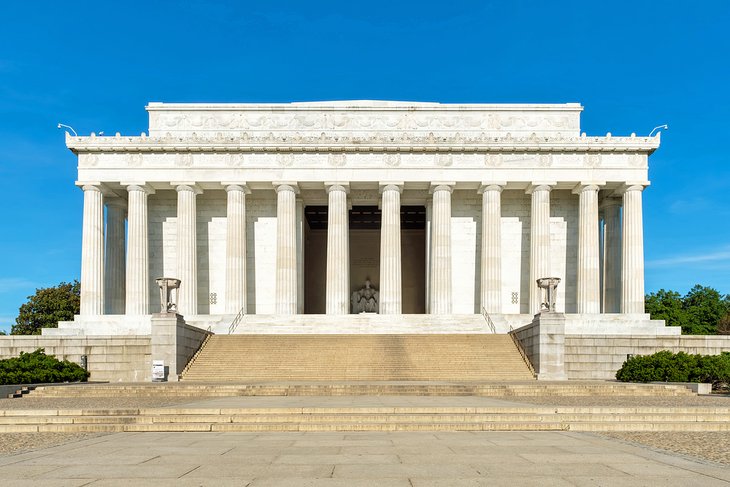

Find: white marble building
58;101;674;336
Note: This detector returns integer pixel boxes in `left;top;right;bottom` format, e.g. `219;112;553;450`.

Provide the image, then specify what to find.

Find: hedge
0;348;89;385
616;350;730;389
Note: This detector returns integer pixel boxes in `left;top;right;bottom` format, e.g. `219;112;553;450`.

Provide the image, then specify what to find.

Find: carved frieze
175;154;193;167
129;154;142;167
436;154;453;167
584;154;601;167
384;154;400;167
485;154;503;167
149;108;581;136
276;154;293;167
539;154;553;167
328;154;345;167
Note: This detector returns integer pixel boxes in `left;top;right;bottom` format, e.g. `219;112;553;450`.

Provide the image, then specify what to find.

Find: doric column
224;184;250;314
125;184;153;315
429;183;454;315
602;198;622;313
576;184;601;313
528;183;553;315
621;184;646;314
379;183;403;314
479;183;504;314
325;183;350;314
79;184;105;315
175;184;201;316
104;198;126;314
275;183;299;314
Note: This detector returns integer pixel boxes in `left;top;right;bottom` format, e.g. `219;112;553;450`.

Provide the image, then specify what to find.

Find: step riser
2;422;728;433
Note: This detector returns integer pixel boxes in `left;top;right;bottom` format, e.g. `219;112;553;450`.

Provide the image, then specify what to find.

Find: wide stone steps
181;334;536;382
2;407;727;433
28;382;696;398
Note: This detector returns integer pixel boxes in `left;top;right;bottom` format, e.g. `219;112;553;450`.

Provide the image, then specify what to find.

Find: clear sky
0;1;728;332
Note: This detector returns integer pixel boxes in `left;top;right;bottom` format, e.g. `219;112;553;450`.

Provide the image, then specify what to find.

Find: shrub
616;350;730;390
0;348;89;385
616;350;730;389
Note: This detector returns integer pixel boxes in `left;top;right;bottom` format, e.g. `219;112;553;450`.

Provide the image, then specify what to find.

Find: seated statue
351;279;379;313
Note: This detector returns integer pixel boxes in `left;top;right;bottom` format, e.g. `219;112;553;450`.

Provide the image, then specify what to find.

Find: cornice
66;133;660;155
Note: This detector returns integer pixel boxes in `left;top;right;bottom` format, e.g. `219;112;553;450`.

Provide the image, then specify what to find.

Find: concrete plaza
1;430;729;486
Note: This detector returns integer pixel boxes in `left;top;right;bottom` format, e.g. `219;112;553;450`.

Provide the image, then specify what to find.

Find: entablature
67;132;660;155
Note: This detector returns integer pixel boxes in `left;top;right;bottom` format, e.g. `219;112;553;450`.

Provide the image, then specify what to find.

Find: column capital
273;182;299;194
379;182;404;194
172;182;203;194
76;182;114;195
122;182;155;194
325;182;350;194
429;182;455;194
618;182;650;194
572;182;604;194
526;182;556;194
223;183;251;194
478;182;506;194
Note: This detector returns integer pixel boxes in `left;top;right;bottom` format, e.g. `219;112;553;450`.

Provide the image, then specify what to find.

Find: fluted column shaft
379;184;402;314
225;184;249;314
326;184;350;314
104;200;126;314
480;184;503;314
621;185;645;313
275;184;298;314
125;185;151;315
176;185;199;316
429;184;453;314
577;185;601;313
80;185;104;315
602;200;622;313
529;185;552;314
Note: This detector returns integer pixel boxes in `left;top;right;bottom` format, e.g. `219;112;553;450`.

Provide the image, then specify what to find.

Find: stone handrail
509;325;537;378
228;307;246;335
480;307;496;334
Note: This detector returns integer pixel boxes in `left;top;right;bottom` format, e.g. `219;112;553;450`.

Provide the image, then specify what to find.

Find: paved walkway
1;431;728;486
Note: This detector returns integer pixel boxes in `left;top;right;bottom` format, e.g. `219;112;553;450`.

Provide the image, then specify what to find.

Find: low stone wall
0;336;151;382
512;312;567;380
151;314;212;381
566;335;730;380
512;322;539;370
176;323;211;376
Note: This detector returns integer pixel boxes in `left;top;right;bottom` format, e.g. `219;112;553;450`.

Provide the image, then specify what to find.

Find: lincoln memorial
53;100;674;340
13;99;705;382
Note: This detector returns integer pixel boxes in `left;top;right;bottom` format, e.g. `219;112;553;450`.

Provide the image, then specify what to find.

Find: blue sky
0;1;728;331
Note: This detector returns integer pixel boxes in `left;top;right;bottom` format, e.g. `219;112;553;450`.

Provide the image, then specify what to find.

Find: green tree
646;285;730;335
682;285;730;335
645;289;687;329
11;281;80;335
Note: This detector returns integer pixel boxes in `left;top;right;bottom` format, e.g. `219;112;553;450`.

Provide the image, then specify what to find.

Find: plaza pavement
1;429;729;486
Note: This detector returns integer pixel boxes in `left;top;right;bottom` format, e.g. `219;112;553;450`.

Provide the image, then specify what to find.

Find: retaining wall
566;335;730;380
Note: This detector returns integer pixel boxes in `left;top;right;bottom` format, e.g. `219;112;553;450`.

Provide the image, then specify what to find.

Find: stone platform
3;381;725;434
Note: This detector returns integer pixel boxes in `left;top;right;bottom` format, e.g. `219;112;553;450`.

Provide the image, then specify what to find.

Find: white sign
152;360;166;381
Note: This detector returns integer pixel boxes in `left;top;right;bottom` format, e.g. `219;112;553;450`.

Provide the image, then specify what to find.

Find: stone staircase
27;382;697;398
12;381;716;433
180;334;535;382
3;404;728;433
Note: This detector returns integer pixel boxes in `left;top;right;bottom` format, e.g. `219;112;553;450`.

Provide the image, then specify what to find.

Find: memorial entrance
303;205;426;314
